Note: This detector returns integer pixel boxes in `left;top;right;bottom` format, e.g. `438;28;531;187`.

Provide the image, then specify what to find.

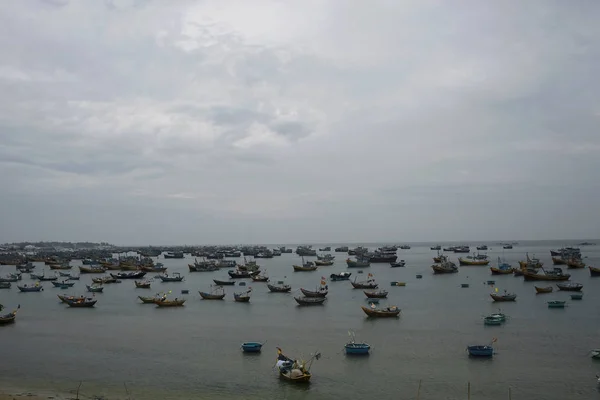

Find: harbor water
1;241;600;399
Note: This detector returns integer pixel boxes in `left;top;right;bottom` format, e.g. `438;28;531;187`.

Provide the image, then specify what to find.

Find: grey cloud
0;0;599;244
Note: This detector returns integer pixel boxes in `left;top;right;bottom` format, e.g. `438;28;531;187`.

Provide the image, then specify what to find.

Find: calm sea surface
1;241;600;399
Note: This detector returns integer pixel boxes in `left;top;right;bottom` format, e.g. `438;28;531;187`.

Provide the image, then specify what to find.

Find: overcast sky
0;0;599;245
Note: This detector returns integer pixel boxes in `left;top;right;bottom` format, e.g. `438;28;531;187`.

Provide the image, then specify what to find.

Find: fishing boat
490;257;514;275
518;253;543;269
458;257;490;266
344;331;370;355
138;294;163;304
432;261;458;274
329;272;351;281
49;264;71;270
51;280;75;288
251;273;269;282
135;280;151;288
0;282;10;289
361;304;400;318
110;271;146;280
547;300;566;308
390;260;406;268
364;290;388;299
86;284;104;293
158;272;184;282
489;310;507;321
92;276;119;284
0;273;21;282
64;297;97;308
571;293;583;300
390;281;406;287
267;281;292;293
300;278;328;298
293;264;318;272
346;258;370;268
275;347;320;383
467;339;496;357
17;283;43;292
155;297;186;307
228;269;254;278
535;286;553;294
79;266;107;274
0;305;19;325
556;282;583;292
213;279;235;286
483;316;503;326
589;266;600;277
241;341;264;353
314;259;334;266
590;349;600;359
522;267;570;281
57;294;79;303
233;288;252;302
294;296;326;306
199;285;226;300
350;273;378;289
490;291;517;302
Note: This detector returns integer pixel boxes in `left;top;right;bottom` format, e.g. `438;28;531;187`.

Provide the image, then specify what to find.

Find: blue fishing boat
17;283;43;292
547;300;566;308
241;341;264;353
467;345;494;357
344;331;370;355
51;280;75;288
467;338;497;357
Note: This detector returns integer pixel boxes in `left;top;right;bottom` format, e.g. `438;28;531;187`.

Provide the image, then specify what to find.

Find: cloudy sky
0;0;599;245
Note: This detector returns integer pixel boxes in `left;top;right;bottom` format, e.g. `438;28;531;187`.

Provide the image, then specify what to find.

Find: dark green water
1;241;600;399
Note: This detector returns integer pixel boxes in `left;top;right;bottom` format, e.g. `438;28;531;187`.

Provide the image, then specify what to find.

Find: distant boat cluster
1;241;599;385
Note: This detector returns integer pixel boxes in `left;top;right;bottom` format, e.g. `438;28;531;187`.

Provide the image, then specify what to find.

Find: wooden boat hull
360;306;400;318
552;257;566;265
344;344;370;355
364;290;388;298
490;267;514;275
556;283;583;292
65;299;97;308
234;295;250;302
535;286;553;294
241;342;262;352
547;301;566;308
294;296;326;306
571;294;583;300
431;265;458;274
199;292;226;300
0;311;17;325
51;281;75;287
490;294;517;302
138;296;159;304
459;259;490;266
314;260;334;266
467;345;493;357
251;276;269;282
111;272;146;280
0;282;11;289
155;299;186;307
267;284;291;293
293;265;318;272
17;286;43;292
522;271;570;281
351;281;378;289
86;285;104;292
134;281;151;288
213;279;235;286
300;288;327;298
